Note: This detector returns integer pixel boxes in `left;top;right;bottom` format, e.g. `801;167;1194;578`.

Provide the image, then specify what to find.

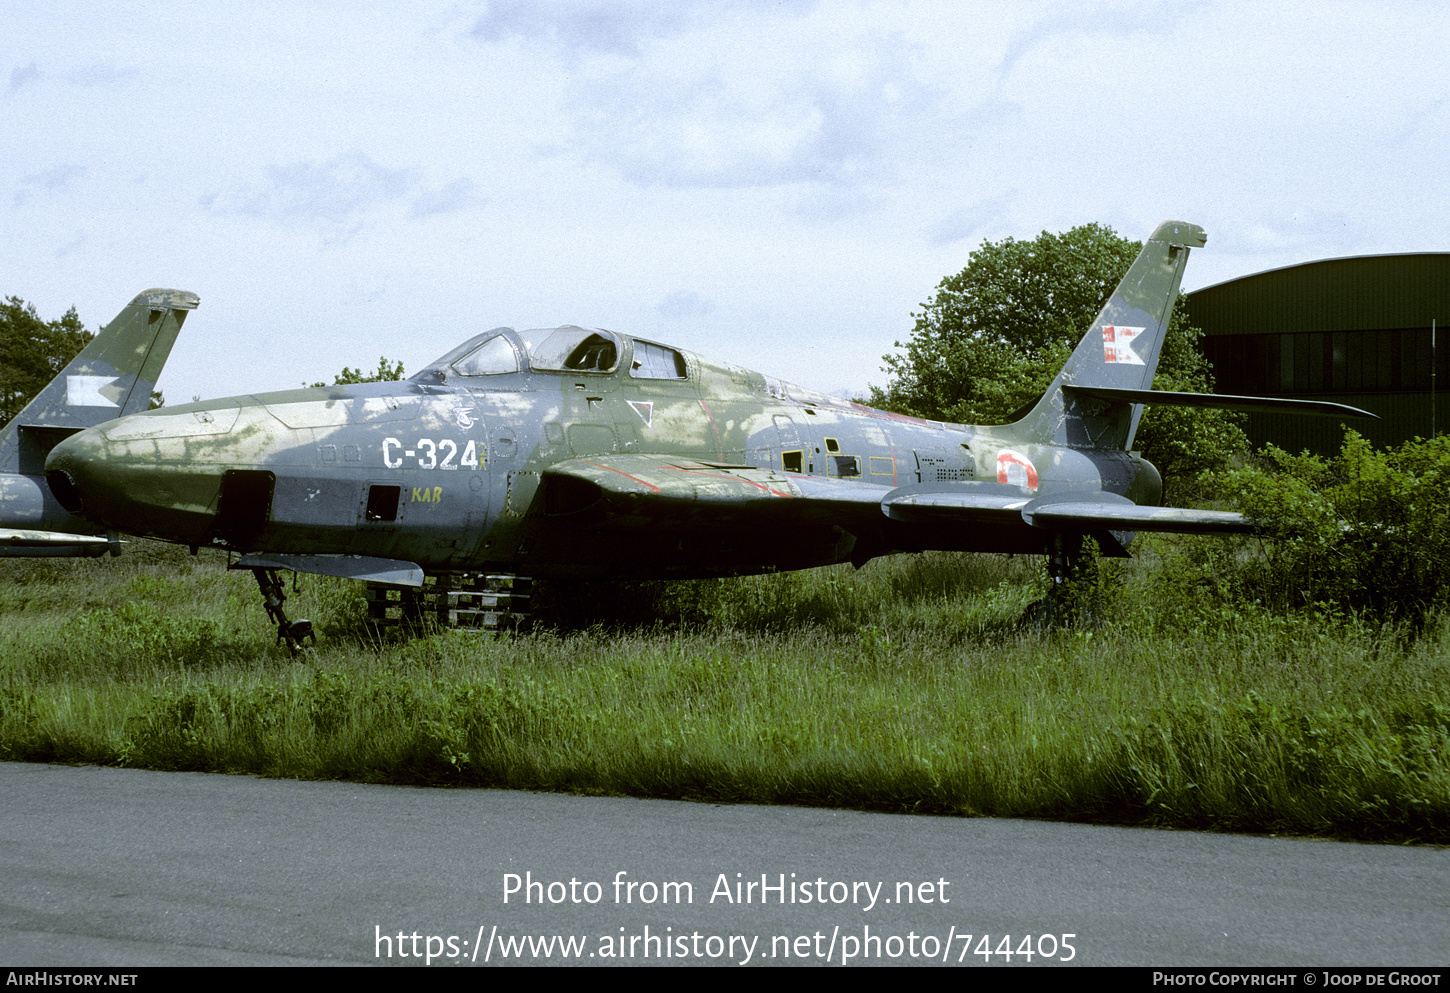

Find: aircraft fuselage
46;325;1163;580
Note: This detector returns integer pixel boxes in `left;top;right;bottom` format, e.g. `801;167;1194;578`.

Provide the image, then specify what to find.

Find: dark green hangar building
1184;253;1449;454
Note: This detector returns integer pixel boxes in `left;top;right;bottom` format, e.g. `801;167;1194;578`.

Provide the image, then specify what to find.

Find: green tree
307;356;405;388
869;223;1246;490
0;297;93;430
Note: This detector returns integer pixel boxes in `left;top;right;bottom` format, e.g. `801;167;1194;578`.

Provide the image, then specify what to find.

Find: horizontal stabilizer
882;482;1255;535
1021;492;1256;534
232;553;425;586
1063;385;1377;419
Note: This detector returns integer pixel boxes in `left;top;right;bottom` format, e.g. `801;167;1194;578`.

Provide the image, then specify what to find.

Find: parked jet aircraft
46;223;1370;643
1;288;197;557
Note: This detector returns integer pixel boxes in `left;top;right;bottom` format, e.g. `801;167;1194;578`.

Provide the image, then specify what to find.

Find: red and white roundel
996;450;1038;490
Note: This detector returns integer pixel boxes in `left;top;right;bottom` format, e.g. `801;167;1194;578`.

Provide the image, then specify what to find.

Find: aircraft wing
539;455;887;528
541;458;1254;536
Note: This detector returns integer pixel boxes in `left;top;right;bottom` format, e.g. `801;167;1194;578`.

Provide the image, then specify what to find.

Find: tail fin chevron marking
1102;325;1146;366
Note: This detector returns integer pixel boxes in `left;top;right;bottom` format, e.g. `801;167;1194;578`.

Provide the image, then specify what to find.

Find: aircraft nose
44;427;107;517
45;418;225;545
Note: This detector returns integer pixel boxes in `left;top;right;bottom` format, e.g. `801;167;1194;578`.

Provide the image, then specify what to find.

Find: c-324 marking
381;437;482;471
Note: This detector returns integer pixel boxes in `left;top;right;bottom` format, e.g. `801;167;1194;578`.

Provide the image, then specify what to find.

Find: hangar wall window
630;340;687;379
1203;328;1446;395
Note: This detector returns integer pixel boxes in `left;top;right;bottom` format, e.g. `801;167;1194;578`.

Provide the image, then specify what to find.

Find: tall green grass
3;539;1447;842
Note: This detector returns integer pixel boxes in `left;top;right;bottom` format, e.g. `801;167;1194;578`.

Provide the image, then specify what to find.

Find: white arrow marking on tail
65;375;120;407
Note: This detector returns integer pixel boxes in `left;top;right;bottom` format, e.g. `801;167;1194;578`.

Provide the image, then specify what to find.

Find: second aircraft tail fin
0;288;198;474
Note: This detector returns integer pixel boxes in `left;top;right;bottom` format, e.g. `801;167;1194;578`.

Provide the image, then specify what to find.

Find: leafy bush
1216;432;1450;627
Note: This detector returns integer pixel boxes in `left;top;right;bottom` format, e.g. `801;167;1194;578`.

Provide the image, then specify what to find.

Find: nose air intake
44;426;113;518
46;470;85;515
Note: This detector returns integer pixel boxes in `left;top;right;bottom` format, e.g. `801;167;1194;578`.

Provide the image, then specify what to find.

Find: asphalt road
1;762;1446;967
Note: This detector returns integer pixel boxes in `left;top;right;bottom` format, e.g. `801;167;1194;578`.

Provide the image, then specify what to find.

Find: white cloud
472;0;702;55
657;289;716;319
411;178;483;219
3;1;1447;404
471;0;817;55
927;196;1015;247
469;1;937;190
13;164;86;206
198;153;476;239
67;64;140;87
8;62;40;91
234;154;414;222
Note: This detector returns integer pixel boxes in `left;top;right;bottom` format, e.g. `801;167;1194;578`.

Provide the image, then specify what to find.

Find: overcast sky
4;1;1446;403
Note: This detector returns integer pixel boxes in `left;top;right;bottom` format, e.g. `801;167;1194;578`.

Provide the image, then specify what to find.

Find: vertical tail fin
1015;221;1205;450
0;289;198;474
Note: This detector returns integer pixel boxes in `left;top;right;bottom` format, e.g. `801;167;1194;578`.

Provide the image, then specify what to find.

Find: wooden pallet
365;574;533;632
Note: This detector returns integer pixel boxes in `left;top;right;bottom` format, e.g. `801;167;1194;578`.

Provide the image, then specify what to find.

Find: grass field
3;538;1448;843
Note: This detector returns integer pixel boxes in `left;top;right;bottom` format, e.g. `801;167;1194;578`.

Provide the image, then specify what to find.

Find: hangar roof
1185;253;1450;336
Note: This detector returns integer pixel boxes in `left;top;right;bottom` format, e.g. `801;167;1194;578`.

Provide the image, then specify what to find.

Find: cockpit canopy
413;326;688;383
523;327;618;373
